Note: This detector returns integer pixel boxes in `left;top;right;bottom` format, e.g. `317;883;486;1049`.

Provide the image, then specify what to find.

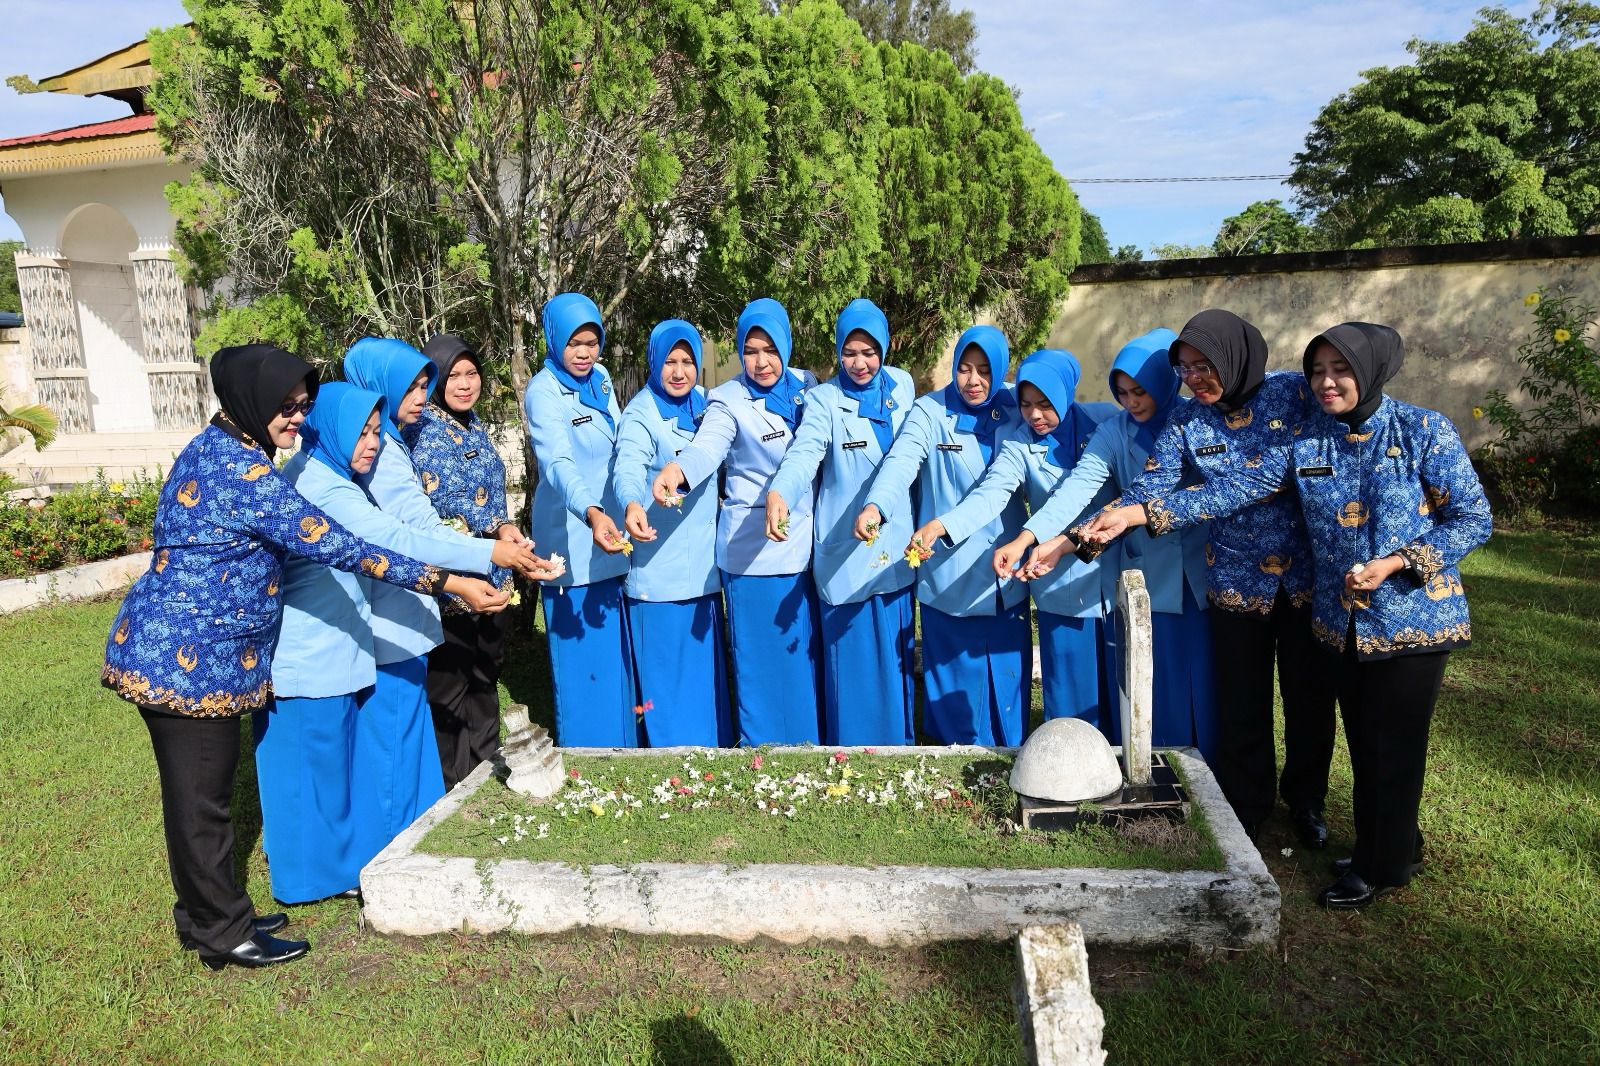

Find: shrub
1475;288;1600;523
0;473;165;578
0;503;65;577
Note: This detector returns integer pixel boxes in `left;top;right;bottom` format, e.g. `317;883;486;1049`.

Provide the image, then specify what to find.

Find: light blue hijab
342;337;435;444
942;324;1015;462
542;292;613;431
302;381;386;482
834;297;894;453
646;319;706;433
737;297;802;430
1109;328;1181;454
1017;349;1092;471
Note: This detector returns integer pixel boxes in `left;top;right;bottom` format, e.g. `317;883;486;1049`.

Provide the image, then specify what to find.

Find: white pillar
1117;569;1154;787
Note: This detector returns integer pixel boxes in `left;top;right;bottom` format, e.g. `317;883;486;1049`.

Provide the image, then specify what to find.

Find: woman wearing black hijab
1083;310;1338;847
1084;322;1492;907
102;344;455;969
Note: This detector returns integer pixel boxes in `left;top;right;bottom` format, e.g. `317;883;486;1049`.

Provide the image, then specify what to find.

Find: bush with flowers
0;474;164;579
1475;289;1600;523
427;748;1221;873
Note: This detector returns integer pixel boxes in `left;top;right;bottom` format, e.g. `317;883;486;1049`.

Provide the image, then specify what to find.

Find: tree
0;241;20;313
1290;2;1600;247
1112;244;1142;262
1147;242;1212;261
151;0;887;394
1213;199;1312;256
0;387;57;449
836;0;976;73
867;40;1081;372
1077;212;1111;265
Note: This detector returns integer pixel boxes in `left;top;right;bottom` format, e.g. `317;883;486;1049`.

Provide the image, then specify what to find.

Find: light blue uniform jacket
612;387;720;603
275;449;495;698
1022;408;1210;616
675;369;818;577
940;405;1119;618
769;367;918;607
864;388;1028;616
523;364;630;588
356;441;494;663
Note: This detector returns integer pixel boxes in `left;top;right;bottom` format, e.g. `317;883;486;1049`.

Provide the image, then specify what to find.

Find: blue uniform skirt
351;656;446;863
626;592;732;747
545;575;638;747
253;690;366;904
1037;610;1111;733
722;569;821;745
919;600;1032;746
1100;583;1218;763
819;584;916;746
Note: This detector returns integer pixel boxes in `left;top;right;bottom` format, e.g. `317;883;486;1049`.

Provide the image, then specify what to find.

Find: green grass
423;750;1221;871
1;527;1596;1062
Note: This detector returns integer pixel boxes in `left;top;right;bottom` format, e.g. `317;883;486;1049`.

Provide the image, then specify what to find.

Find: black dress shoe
1290;808;1329;850
199;931;310;971
1316;872;1398;910
181;913;289;951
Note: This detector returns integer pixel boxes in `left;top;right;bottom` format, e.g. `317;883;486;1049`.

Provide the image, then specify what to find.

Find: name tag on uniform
843;440;868;451
463;449;480;459
760;430;786;443
1196;444;1227;457
937;443;964;452
1298;465;1334;477
571;415;592;427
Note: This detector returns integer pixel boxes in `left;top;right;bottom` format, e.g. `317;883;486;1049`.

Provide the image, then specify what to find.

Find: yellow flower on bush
1471;406;1484;420
1554;328;1572;343
1525;292;1541;306
109;481;126;494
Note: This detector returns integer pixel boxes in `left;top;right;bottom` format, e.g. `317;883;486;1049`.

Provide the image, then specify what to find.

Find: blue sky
1;1;1537;250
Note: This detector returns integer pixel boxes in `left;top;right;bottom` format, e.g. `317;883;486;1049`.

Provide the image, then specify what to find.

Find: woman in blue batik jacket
613;319;732;746
651;298;822;745
989;329;1218;763
102;345;448;971
406;333;525;788
852;325;1032;745
523;292;635;746
914;349;1118;732
1084;322;1492;909
765;298;918;746
262;383;518;905
1086;310;1336;848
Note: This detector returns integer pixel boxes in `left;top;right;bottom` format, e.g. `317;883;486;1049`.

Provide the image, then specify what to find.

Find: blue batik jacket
102;424;446;717
1141;396;1492;660
1119;371;1316;615
403;401;514;609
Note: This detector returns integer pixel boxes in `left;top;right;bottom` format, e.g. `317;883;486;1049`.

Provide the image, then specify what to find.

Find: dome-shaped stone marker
1009;717;1124;804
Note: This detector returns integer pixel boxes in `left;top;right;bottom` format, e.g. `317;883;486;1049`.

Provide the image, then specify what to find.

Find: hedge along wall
1047;235;1600;451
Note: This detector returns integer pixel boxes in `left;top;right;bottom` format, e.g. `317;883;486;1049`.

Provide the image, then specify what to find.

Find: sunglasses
1175;362;1218;380
277;399;315;418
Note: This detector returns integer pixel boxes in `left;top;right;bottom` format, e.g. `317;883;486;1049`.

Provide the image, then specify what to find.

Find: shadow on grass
649;1014;735;1066
499;592;556;733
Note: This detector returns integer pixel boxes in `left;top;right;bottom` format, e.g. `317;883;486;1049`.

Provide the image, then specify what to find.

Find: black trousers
1338;645;1448;886
428;609;507;790
140;706;256;955
1208;590;1338;829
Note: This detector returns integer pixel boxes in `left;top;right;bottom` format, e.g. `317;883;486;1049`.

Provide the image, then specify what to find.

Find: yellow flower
508;589;522;606
109;481;126;494
1471;406;1484;420
840;766;855;780
1554;328;1572;343
589;803;605;817
1525;292;1541;306
825;783;851;798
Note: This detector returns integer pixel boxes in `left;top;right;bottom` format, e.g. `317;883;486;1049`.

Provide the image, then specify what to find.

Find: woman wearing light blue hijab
918;349;1119;732
993;330;1218;761
652;298;822;745
262;383;510;903
766;298;918;745
613;319;732;746
855;325;1032;745
524;292;636;746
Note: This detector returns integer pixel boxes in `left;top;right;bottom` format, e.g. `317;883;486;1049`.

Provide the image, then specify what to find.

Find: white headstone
500;704;564;799
1009;717;1123;803
1014;923;1108;1066
1117;570;1154;787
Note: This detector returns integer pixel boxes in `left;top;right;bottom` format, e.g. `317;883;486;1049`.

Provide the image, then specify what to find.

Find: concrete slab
362;745;1278;950
0;551;149;614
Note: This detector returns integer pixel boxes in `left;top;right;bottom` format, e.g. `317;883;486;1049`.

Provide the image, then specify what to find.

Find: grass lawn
1;527;1596;1063
424;750;1221;871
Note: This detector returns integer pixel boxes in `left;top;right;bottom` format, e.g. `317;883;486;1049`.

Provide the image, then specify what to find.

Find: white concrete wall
70;261;153;431
2;160;189;252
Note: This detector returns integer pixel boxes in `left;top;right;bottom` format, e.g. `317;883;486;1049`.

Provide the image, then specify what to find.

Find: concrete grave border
362;744;1279;950
0;550;150;614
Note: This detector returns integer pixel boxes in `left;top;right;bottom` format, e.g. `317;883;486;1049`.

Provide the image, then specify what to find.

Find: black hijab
1171;309;1268;412
1303;322;1405;427
421;332;479;424
208;344;319;457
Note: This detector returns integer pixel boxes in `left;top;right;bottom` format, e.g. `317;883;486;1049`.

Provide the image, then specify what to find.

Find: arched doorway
59;203;154;432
